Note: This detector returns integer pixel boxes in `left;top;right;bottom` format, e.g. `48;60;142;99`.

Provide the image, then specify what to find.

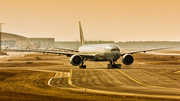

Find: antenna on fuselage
79;21;85;46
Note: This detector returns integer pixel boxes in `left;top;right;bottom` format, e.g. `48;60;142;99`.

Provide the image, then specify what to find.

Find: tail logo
79;21;85;46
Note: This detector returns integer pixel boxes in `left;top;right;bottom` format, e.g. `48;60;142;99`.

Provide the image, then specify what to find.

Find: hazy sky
0;0;180;41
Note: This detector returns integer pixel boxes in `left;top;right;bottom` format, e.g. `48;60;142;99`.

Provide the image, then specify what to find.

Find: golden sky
0;0;180;41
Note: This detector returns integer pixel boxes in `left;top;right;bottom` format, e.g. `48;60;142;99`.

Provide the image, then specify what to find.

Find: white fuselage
78;44;121;61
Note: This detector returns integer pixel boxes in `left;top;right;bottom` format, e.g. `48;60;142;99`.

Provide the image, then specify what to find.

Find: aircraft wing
39;50;95;59
54;47;79;52
11;49;95;59
120;47;173;56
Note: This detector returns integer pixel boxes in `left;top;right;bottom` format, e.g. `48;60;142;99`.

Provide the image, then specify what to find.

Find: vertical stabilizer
79;21;85;46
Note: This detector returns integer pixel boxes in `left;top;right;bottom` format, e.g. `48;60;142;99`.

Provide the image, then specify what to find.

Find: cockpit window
111;48;120;51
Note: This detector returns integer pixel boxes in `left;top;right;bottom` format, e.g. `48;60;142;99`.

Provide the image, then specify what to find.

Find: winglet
79;21;85;46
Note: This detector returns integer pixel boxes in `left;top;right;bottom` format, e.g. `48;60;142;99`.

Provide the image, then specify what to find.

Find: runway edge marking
48;78;53;87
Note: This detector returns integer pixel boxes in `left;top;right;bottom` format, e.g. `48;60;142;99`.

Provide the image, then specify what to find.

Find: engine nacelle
122;54;134;65
70;54;82;66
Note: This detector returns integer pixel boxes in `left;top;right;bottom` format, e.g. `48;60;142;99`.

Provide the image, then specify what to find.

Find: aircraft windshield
111;48;120;51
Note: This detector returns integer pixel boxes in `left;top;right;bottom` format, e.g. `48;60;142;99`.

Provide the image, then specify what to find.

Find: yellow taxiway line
174;71;180;74
117;69;179;90
99;62;179;90
66;68;180;99
68;69;85;89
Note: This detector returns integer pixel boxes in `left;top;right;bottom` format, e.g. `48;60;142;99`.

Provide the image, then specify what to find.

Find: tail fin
79;21;85;46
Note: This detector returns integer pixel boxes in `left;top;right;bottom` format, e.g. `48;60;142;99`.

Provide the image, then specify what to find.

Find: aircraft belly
93;53;107;61
92;57;108;61
104;52;120;61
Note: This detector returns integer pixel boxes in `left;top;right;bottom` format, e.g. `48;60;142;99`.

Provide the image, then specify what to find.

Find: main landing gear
108;61;121;69
78;59;121;69
79;58;87;69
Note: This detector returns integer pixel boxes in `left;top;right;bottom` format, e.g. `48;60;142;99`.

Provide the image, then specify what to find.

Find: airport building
28;38;54;48
1;32;55;49
1;32;32;49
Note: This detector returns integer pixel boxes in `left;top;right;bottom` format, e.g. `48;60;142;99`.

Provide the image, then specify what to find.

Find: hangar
1;32;55;49
29;38;54;48
1;32;32;49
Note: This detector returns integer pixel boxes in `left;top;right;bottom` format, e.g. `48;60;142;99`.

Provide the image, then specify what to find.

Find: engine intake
70;54;82;66
122;54;134;65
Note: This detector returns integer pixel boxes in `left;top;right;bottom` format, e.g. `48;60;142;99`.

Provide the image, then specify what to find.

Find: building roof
1;32;27;39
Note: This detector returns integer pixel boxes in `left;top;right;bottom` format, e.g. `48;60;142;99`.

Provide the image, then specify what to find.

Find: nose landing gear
108;61;121;69
79;58;87;69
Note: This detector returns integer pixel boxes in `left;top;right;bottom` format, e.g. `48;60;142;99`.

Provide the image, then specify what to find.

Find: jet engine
122;54;134;65
70;54;82;66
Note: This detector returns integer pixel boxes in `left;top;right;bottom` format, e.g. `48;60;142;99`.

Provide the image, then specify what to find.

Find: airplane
1;45;10;50
15;21;172;69
1;45;21;51
37;45;54;51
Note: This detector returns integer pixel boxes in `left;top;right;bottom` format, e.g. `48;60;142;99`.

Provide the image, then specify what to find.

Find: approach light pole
0;23;5;55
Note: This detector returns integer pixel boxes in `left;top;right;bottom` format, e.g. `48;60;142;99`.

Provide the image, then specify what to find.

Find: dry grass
134;54;180;65
0;63;63;67
9;53;66;61
135;55;180;61
147;62;180;65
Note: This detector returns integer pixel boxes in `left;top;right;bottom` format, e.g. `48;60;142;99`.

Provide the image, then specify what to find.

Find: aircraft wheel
108;64;112;69
117;64;121;69
79;65;86;69
79;66;82;69
83;65;86;69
